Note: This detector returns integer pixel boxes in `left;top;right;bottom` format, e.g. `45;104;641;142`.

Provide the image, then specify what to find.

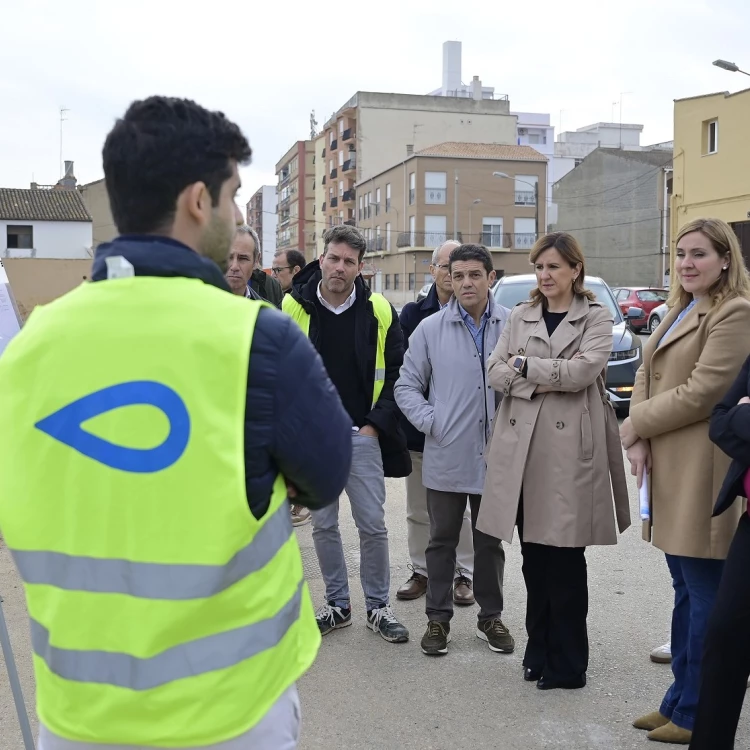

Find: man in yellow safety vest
0;95;353;750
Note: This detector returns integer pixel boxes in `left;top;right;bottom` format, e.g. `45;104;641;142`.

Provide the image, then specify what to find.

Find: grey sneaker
421;621;451;655
650;642;672;664
315;602;352;636
366;605;409;643
477;618;515;653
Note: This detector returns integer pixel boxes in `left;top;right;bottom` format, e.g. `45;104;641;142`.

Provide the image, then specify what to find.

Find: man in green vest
283;225;411;644
0;95;353;749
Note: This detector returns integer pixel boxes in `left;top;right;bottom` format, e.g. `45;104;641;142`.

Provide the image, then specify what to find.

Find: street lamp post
469;198;481;242
713;59;750;77
493;171;540;245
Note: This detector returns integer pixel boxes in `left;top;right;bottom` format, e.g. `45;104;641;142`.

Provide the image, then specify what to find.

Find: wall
4;258;91;319
553;149;671;287
357;93;516;183
260;186;277;267
672;88;750;247
79;180;117;247
1;220;92;259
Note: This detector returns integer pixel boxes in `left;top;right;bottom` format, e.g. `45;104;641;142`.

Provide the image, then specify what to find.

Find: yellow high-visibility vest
0;276;320;747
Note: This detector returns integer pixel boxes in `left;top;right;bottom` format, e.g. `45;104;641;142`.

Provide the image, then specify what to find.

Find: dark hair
323;225;367;262
103;96;253;234
285;249;307;273
528;232;594;306
449;243;494;275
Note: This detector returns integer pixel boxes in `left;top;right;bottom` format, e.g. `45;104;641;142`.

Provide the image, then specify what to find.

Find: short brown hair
528;232;594;307
323;225;367;261
668;218;750;310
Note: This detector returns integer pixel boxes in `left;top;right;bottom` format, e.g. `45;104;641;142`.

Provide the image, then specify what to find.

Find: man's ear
180;182;211;226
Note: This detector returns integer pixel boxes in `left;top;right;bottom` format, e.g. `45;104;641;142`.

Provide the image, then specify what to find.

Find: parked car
493;275;643;415
647;302;668;334
610;287;668;331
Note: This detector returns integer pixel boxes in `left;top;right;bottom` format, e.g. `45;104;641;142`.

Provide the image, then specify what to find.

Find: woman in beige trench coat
619;218;750;745
478;232;630;691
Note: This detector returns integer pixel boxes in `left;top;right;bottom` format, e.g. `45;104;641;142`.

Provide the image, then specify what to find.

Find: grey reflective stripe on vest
30;580;304;691
11;500;293;600
374;369;385;380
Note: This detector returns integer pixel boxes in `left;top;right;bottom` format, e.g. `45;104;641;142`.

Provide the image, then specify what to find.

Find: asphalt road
1;340;746;749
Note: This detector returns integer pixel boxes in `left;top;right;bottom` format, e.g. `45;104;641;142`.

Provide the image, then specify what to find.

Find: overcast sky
1;0;747;208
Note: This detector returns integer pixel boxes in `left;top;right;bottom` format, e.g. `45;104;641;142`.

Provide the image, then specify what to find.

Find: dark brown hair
528;232;594;307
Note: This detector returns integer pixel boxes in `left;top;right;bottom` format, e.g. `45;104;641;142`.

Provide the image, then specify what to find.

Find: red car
611;287;668;331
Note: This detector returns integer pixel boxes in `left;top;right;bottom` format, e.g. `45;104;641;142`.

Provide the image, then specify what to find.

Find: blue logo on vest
35;381;190;473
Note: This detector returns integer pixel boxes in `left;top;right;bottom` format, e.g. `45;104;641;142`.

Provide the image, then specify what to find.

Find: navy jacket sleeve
365;304;404;438
245;307;352;518
709;355;750;462
399;303;418;350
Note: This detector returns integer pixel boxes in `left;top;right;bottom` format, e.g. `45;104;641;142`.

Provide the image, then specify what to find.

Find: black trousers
425;489;505;622
518;502;588;681
690;514;750;750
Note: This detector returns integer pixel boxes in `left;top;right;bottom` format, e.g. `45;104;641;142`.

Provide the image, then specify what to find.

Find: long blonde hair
528;232;595;307
668;218;750;310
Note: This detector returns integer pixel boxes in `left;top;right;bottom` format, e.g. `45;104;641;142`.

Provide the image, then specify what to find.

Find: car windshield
494;279;623;322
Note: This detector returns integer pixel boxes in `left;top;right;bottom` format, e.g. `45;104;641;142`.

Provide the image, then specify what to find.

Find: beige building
275;141;316;260
79;179;117;248
356;142;547;307
672;87;750;267
321;91;517;234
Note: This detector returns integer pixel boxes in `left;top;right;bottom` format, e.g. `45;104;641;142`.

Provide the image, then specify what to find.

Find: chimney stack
406;144;414;156
472;76;483;101
56;161;78;190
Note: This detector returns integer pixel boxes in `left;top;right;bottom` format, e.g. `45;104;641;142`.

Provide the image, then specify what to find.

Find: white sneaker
650;642;672;664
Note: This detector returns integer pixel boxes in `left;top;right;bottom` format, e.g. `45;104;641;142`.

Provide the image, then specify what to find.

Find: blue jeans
661;554;724;731
310;433;390;611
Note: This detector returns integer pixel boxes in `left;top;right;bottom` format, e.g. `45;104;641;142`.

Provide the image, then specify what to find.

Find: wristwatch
511;356;526;374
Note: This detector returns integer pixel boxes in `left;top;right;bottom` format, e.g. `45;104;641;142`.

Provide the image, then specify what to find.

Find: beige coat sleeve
631;364;647;409
487;310;537;401
630;301;750;439
524;306;613;392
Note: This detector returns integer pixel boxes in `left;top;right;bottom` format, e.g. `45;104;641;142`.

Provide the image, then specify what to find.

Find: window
359;195;364;220
386;183;392;211
409;172;416;205
528;134;540;144
637;290;668;303
329;159;333;174
385;222;391;251
7;225;33;249
376;225;381;251
515;176;537;206
514;218;536;249
394;273;400;290
339;120;344;135
339;180;344;197
409;273;416;290
704;119;718;155
385;274;391;290
481;217;503;247
329;131;334;146
424;215;447;247
409;215;416;246
375;188;381;216
425;172;447;204
339;211;344;224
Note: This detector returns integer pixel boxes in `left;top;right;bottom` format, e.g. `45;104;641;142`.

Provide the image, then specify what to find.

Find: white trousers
406;451;474;578
39;685;301;750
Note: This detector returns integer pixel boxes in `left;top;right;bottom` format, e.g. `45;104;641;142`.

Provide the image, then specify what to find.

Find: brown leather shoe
397;571;428;600
453;575;475;606
633;711;670;731
647;721;692;744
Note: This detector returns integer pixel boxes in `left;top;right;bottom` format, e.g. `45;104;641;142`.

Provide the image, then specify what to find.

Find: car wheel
648;315;660;333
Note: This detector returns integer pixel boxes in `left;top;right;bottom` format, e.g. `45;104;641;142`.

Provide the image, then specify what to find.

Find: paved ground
1;374;747;748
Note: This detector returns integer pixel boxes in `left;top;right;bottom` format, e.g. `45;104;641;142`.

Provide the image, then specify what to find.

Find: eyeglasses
432;263;450;271
271;266;291;274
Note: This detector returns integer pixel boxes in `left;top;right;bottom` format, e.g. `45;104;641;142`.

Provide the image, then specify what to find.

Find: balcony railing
277;237;291;248
366;238;385;252
330;197;338;208
515;190;536;206
342;189;356;202
397;231;463;248
342;158;356;173
330;139;338;150
409;188;415;205
330;168;338;179
322;147;326;157
278;171;290;185
472;231;537;248
513;232;537;249
279;195;291;208
343;128;355;142
322;202;326;212
385;198;391;212
322;175;326;185
425;188;447;204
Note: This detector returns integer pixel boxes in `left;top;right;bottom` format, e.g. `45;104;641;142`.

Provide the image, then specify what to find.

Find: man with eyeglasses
273;249;306;294
396;240;476;606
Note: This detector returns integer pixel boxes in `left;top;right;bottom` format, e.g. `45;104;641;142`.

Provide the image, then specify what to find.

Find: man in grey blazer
395;243;513;657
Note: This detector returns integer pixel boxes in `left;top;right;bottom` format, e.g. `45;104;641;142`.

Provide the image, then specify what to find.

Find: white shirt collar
317;281;357;315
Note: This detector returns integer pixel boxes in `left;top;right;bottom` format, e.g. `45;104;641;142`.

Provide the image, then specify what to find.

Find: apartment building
672;87;750;268
320;91;517;233
313;132;327;257
245;185;277;267
275;140;316;260
356;142;547;308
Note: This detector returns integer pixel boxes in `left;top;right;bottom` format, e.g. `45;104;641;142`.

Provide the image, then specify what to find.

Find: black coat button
556;421;564;429
518;348;525;354
510;418;516;426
